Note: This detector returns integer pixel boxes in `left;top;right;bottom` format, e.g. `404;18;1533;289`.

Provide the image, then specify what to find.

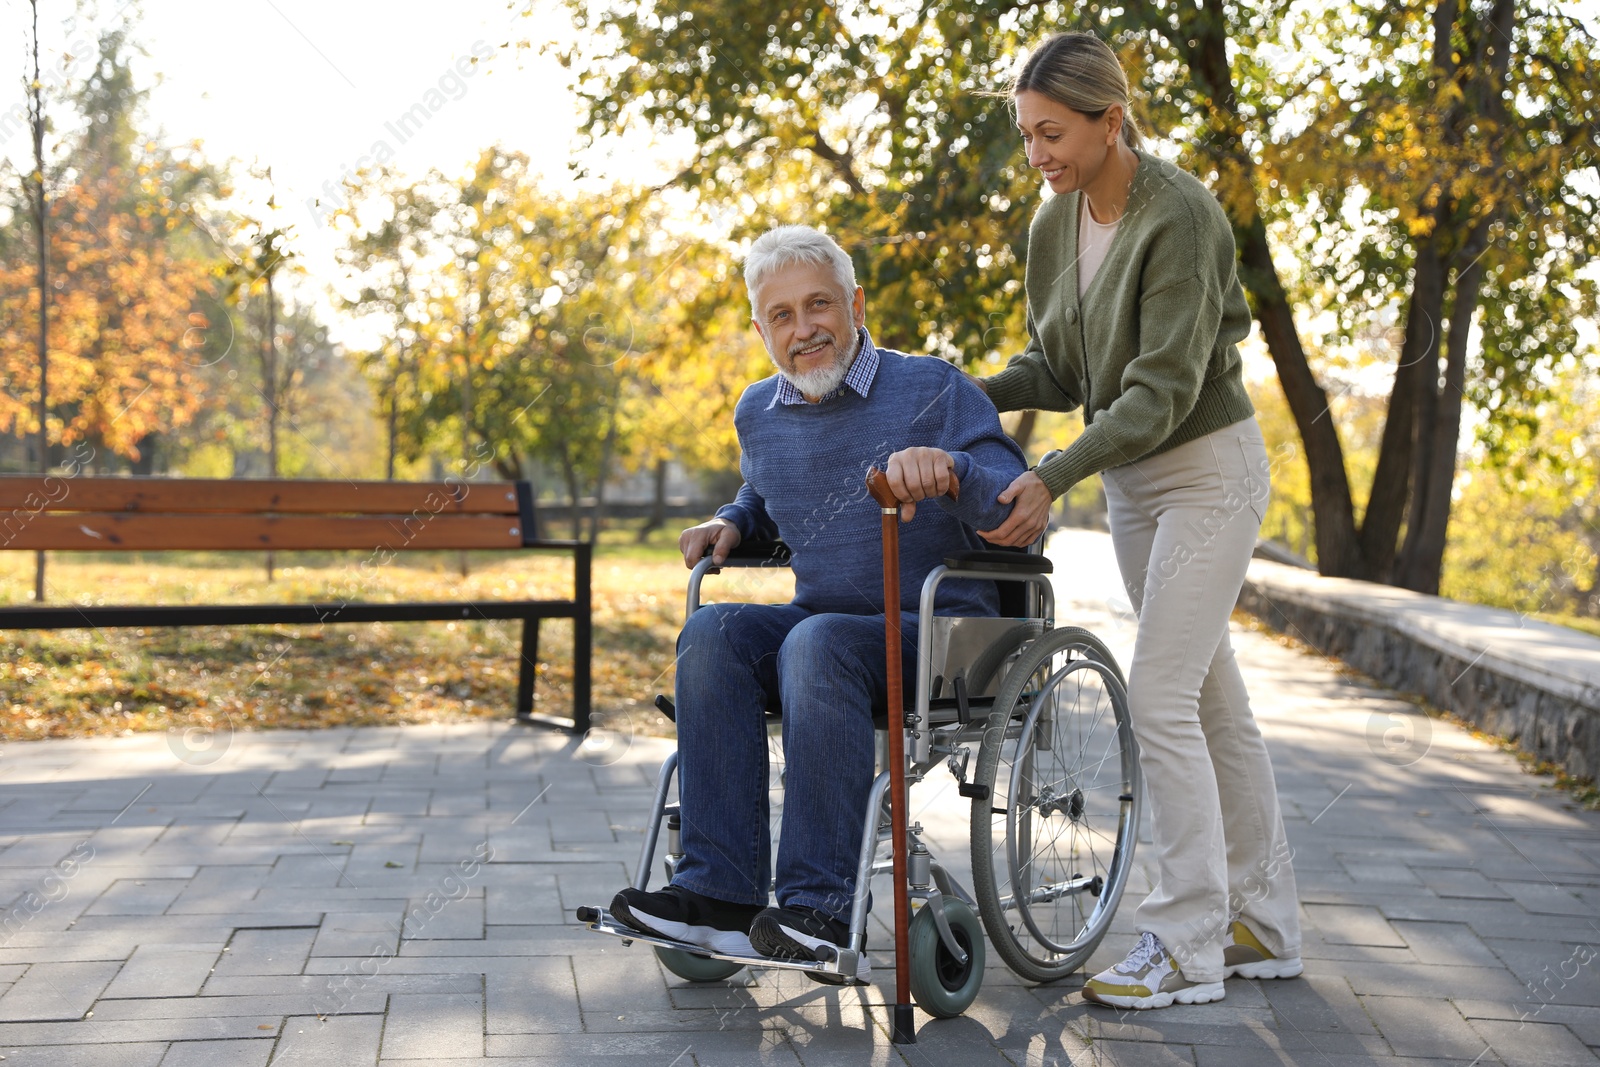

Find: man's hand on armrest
679;517;742;568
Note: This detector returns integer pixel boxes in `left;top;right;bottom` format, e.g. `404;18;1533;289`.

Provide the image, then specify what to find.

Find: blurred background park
0;0;1596;742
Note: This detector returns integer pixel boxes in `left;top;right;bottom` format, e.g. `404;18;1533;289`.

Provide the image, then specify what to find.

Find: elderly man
610;225;1027;982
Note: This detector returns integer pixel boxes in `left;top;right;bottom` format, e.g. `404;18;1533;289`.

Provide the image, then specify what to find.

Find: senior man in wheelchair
610;225;1029;983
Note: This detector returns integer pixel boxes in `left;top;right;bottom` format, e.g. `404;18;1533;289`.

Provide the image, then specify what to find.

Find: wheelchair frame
578;529;1141;1034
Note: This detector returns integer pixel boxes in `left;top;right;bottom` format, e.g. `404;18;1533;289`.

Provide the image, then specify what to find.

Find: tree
217;197;307;581
0;32;218;462
26;0;49;602
1106;0;1597;589
235;215;300;483
1444;362;1600;619
551;0;1599;592
551;0;1038;378
336;170;440;479
339;153;757;539
622;237;772;538
1;24;223;472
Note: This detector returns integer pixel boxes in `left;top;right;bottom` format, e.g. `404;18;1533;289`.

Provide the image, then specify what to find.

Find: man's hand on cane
884;447;960;523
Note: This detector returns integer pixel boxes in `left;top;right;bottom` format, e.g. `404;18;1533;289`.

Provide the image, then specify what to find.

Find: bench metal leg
516;615;540;721
516;542;592;734
572;543;592;734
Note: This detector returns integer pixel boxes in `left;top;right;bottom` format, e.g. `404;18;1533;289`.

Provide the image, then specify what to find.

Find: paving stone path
1;531;1597;1065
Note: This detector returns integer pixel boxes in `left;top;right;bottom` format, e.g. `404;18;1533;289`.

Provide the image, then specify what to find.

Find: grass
0;525;794;744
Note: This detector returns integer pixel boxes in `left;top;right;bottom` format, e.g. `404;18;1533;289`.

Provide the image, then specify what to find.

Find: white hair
743;225;858;313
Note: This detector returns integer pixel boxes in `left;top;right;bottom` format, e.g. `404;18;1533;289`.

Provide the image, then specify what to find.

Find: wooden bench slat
1;514;525;551
0;600;579;629
0;475;591;732
0;476;520;515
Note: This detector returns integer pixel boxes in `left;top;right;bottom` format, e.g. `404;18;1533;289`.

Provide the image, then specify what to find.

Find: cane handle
865;465;961;510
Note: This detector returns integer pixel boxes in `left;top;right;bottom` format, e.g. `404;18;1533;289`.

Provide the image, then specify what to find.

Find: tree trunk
1356;0;1463;589
29;0;47;603
1010;409;1038;454
638;459;669;542
1237;220;1365;577
263;274;279;583
588;378;622;543
560;450;583;541
386;384;398;480
390;262;414;483
458;256;480;580
264;275;279;477
1361;225;1444;583
1185;0;1365;577
1393;0;1513;594
493;449;522;482
1395;243;1484;593
131;434;158;475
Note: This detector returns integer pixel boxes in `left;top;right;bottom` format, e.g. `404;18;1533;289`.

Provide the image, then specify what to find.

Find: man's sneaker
610;884;761;956
749;905;870;984
1223;919;1304;979
1082;932;1225;1010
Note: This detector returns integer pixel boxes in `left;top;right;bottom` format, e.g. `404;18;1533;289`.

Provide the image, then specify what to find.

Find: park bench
0;475;592;732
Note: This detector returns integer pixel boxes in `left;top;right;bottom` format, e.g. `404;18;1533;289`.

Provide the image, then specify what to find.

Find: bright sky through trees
0;0;691;345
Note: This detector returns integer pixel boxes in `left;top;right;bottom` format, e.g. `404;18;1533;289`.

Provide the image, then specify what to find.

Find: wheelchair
578;520;1142;1025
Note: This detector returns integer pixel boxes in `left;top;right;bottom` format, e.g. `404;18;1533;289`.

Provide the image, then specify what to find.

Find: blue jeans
669;603;917;919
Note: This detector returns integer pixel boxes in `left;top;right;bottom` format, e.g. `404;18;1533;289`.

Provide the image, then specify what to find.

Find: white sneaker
1082;932;1225;1010
1223;919;1303;979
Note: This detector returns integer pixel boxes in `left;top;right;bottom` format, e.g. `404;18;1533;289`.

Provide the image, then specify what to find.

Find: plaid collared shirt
769;328;879;408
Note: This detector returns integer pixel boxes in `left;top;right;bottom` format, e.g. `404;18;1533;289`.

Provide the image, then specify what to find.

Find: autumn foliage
0;172;213;460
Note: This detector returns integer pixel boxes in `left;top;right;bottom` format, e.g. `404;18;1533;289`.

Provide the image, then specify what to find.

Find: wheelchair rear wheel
968;626;1141;983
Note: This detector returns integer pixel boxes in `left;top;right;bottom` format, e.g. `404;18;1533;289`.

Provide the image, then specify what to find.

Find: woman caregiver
973;31;1304;1010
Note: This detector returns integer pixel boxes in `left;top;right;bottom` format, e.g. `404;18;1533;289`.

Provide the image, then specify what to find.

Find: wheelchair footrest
575;905;868;982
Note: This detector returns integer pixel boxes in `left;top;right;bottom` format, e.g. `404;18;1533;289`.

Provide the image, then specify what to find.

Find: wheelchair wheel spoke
970;626;1140;982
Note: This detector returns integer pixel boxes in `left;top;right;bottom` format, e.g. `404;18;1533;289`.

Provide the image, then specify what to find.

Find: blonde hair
1012;33;1143;149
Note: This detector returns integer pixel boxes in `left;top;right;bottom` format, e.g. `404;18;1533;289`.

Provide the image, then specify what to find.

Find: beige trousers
1100;417;1301;982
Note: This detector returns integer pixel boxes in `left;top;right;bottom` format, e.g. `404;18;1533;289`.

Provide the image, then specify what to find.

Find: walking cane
865;465;958;1045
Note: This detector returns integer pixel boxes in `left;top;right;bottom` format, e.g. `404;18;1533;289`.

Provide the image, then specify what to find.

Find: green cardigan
982;148;1256;497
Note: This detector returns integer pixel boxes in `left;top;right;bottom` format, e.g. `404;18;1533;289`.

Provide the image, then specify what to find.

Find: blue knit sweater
715;333;1029;618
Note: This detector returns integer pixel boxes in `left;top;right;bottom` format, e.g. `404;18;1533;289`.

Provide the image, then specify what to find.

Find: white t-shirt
1077;199;1121;299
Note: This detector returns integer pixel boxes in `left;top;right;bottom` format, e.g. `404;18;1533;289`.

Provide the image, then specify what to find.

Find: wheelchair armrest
687;540;792;619
721;539;792;566
945;549;1053;575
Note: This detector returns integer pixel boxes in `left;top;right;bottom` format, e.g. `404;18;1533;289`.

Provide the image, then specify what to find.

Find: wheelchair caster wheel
655;946;745;982
908;897;985;1018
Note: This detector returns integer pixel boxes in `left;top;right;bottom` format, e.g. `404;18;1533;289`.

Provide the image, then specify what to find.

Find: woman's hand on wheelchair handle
885;447;958;524
680;517;741;568
979;469;1052;547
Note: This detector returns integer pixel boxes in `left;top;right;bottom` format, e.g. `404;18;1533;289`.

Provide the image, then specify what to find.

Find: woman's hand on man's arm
978;469;1053;547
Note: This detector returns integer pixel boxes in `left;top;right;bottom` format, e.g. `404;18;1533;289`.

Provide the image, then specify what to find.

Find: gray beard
776;329;860;399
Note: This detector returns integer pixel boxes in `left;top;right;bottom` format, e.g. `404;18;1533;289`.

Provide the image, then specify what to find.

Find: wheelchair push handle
864;464;960;511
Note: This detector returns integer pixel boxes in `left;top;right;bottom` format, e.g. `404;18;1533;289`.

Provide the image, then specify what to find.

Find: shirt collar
770;328;879;407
